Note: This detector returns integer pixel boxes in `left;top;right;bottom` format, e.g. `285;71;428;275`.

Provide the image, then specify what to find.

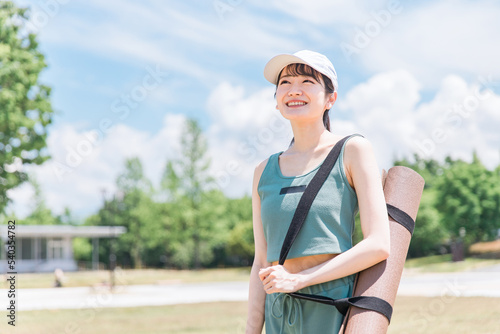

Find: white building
0;225;126;273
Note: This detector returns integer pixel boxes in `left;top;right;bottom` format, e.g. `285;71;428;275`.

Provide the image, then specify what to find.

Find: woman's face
275;65;336;125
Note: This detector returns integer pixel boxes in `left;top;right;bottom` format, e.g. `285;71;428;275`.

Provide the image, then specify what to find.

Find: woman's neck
289;120;331;153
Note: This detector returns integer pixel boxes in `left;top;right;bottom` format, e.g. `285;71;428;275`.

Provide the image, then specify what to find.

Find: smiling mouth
286;101;307;107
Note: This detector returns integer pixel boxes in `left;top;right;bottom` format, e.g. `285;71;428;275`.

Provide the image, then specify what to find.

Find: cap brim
263;54;309;85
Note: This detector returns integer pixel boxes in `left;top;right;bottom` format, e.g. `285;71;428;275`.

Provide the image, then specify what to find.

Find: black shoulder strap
278;135;353;265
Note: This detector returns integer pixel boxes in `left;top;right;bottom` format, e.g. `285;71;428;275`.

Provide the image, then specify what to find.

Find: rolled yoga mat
340;166;425;334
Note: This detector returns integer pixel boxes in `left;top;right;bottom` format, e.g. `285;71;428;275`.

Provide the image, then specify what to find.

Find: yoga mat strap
288;292;393;322
387;203;415;235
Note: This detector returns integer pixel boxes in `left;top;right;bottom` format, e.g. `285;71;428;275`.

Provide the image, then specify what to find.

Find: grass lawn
1;297;499;334
388;296;500;334
404;254;500;273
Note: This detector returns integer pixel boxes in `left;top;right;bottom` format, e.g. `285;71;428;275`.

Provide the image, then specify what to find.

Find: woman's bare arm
246;160;271;333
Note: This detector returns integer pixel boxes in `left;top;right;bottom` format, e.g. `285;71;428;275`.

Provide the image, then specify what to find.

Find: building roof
0;225;126;238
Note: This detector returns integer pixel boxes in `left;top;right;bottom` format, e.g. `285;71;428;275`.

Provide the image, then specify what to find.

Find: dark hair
276;63;335;131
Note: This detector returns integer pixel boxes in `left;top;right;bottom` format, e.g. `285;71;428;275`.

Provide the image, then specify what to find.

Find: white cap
264;50;338;92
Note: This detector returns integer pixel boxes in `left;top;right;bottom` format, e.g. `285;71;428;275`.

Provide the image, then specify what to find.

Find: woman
246;50;391;334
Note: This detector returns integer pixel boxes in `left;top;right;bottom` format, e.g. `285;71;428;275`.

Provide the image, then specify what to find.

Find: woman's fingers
258;267;269;282
259;266;276;281
259;266;279;291
259;265;292;294
259;265;302;294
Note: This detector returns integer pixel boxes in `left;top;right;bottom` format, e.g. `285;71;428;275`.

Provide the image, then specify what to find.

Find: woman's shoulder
342;135;377;188
344;135;373;157
254;158;269;178
319;132;362;147
253;151;281;180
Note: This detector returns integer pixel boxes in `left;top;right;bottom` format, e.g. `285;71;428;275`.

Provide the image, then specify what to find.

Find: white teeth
287;101;306;106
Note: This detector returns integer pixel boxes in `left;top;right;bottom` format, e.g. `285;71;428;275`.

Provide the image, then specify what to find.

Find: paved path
397;271;500;298
5;281;249;311
2;267;500;311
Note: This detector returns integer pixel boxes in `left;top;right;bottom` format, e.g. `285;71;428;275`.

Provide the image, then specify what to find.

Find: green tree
161;118;213;269
226;221;254;264
84;157;162;269
84;196;129;268
224;196;253;266
394;154;444;189
114;157;157;268
116;157;153;194
116;188;163;268
393;156;448;257
0;2;54;212
436;153;500;245
407;188;446;257
72;237;92;264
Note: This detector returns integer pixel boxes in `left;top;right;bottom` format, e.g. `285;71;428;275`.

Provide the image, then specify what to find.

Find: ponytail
323;110;331;132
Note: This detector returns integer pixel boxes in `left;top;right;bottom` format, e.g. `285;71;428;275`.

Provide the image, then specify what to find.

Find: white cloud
6;182;35;218
338;70;421;117
335;70;421;168
207;83;276;134
336;70;500;170
7;113;186;220
266;0;388;26
257;0;500;91
350;0;500;88
31;0;299;87
206;82;293;197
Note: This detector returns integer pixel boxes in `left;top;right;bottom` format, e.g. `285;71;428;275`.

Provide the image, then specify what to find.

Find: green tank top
258;135;360;263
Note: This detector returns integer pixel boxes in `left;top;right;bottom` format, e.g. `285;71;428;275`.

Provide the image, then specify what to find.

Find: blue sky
7;0;500;220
